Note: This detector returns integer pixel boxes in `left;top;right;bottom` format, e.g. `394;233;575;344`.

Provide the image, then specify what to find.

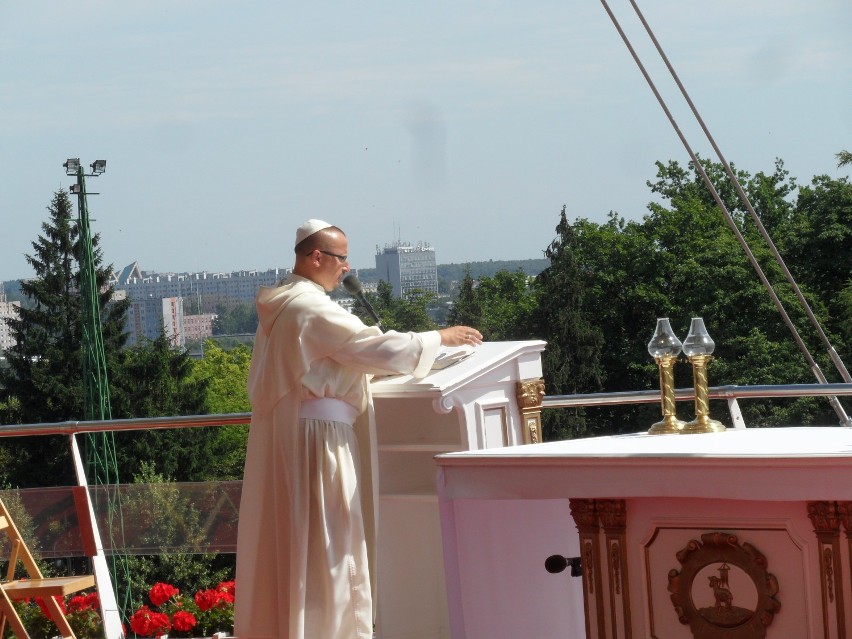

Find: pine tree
447;267;481;328
0;190;128;486
534;206;605;440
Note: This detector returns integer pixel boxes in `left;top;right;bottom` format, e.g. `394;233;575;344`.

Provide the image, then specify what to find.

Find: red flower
171;610;197;632
68;595;88;612
149;582;180;607
216;580;235;604
67;591;99;613
36;596;67;618
130;605;171;636
194;588;221;612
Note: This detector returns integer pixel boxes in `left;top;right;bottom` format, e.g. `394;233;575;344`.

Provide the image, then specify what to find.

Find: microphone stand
342;273;382;330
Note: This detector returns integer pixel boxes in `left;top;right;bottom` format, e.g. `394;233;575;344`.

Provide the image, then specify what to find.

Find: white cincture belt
299;398;358;426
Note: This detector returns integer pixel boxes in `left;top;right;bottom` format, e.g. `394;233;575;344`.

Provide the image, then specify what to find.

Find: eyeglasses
313;249;348;263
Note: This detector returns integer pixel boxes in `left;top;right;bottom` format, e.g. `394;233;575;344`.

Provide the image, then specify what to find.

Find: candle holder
647;318;685;434
681;318;725;434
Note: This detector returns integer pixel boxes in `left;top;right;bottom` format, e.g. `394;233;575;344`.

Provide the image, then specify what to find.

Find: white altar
371;340;546;639
436;427;852;639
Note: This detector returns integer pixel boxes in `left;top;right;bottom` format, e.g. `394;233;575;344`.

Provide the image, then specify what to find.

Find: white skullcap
295;219;333;248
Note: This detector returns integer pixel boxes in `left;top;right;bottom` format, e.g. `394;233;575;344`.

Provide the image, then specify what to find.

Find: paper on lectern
431;345;475;370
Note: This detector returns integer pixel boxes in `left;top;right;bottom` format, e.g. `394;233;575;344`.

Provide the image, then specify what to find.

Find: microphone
342;273;382;329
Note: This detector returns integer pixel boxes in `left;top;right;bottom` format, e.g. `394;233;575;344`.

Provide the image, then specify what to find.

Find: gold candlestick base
649;414;686;435
680;415;726;434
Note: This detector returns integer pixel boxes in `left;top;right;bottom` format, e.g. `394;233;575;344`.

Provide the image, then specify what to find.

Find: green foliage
355;281;437;332
111;334;214;482
447;268;481;328
784;173;852;336
450;269;538;341
113;334;207;419
191;342;251;415
212;303;258;335
840;281;852;345
187;341;252;480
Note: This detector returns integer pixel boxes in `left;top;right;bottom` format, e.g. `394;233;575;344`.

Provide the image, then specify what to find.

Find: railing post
70;434;124;639
726;397;746;429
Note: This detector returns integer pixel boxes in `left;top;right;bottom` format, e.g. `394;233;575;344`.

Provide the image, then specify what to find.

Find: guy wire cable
626;0;852;387
597;0;851;425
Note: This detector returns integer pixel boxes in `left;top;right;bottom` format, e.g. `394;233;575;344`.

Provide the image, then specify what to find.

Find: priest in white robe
234;220;482;639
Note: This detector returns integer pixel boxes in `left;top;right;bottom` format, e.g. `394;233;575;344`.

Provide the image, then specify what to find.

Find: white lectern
370;340;546;639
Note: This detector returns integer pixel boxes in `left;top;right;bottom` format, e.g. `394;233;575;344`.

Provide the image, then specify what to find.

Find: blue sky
1;0;850;280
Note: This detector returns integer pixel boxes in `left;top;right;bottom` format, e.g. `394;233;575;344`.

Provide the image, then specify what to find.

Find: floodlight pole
65;159;131;637
70;163;112;425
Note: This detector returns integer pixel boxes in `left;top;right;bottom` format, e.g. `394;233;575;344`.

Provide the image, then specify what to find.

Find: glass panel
0;481;241;558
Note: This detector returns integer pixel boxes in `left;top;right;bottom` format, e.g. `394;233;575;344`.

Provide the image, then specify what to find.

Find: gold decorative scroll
516;378;545;444
570;499;607;639
598;499;632;639
808;501;847;639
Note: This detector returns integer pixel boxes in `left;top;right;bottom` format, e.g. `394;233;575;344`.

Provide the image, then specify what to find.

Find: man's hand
438;326;483;347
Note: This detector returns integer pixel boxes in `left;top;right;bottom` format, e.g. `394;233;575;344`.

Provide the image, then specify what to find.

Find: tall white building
0;288;20;354
125;296;185;348
374;242;438;298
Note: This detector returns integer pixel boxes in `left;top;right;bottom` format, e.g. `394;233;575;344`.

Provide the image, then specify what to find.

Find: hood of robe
247;274;371;411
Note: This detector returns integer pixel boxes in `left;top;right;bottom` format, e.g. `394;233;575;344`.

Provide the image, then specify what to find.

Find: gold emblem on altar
667;532;780;639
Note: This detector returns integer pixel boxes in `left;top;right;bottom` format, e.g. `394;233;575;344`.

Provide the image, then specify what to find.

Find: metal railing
0;412;251;438
2;383;849;438
543;382;852;429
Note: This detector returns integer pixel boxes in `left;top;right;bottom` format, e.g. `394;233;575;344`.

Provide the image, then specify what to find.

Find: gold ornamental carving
584;539;596;594
807;500;841;534
823;547;835;603
610;541;622;595
597;498;627;531
516;379;545;409
808;500;846;635
569;499;598;532
835;501;852;537
516;378;545;444
667;532;780;639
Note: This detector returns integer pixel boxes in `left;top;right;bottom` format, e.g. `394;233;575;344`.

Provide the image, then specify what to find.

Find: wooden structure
0;497;95;639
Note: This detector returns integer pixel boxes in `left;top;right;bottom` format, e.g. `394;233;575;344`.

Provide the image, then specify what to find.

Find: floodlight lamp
63;158;80;176
90;160;106;175
69;185;82;194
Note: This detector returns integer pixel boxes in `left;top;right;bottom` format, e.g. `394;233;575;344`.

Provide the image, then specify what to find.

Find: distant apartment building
113;262;289;314
374;242;438;298
126;296;185;348
183;313;217;344
0;289;20;354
